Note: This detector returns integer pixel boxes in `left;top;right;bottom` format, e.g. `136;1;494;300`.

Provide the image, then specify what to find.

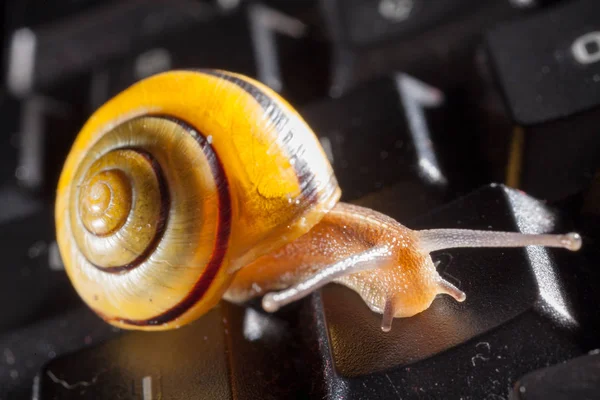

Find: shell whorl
74;148;170;272
63;116;230;327
56;70;341;330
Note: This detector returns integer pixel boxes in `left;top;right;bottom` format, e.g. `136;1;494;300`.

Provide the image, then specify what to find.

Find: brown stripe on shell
198;70;329;205
112;117;231;326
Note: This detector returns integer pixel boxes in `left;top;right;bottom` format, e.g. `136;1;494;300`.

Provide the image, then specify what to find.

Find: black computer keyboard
1;0;599;399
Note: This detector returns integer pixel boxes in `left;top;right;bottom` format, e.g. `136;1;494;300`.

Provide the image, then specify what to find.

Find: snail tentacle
262;246;392;313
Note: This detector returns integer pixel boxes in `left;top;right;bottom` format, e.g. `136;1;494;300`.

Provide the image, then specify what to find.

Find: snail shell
56;70;340;330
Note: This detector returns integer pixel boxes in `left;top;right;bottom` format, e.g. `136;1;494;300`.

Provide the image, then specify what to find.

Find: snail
55;70;582;332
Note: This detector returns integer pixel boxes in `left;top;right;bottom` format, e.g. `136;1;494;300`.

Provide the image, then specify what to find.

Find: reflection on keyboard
0;0;599;398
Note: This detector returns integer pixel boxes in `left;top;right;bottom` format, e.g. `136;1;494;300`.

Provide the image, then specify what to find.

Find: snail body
225;202;458;332
56;70;581;332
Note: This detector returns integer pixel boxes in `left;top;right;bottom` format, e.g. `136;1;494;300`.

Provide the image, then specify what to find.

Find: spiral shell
56;70;340;330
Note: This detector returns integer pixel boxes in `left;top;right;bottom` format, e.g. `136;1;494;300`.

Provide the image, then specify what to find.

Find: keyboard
1;0;600;398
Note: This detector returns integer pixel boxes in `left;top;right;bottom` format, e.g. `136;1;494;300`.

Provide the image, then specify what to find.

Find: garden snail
55;70;582;332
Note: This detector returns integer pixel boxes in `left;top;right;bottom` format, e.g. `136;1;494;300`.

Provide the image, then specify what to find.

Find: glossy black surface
36;303;306;399
484;0;600;201
301;75;478;217
486;0;600;125
511;352;600;400
299;185;598;398
0;209;75;333
0;307;119;400
320;0;528;95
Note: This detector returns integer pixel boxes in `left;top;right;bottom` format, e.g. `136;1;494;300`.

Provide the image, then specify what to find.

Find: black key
5;0;114;31
92;4;252;105
511;352;600;400
570;170;600;296
0;97;44;224
2;0;112;82
11;92;85;194
297;184;598;399
255;2;331;104
5;0;327;105
36;303;308;399
0;184;41;224
0;208;78;333
483;0;600;201
319;0;532;95
0;307;119;400
97;2;328;107
301;74;485;220
323;0;481;46
487;0;600;125
3;2;224;195
5;0;217;97
579;170;600;238
0;96;21;186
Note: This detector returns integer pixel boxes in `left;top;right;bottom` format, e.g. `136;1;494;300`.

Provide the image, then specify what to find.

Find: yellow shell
56;70;340;330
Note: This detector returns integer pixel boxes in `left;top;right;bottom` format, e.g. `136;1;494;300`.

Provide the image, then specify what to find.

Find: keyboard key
0;96;21;185
579;170;600;237
512;352;600;400
5;0;327;107
0;307;119;400
301;74;485;220
94;6;253;104
487;0;600;125
298;184;597;398
36;303;307;399
5;0;217;97
0;209;77;333
322;0;481;46
0;185;41;224
484;0;600;201
5;0;114;31
319;0;531;94
572;170;600;295
98;2;327;106
11;93;85;194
